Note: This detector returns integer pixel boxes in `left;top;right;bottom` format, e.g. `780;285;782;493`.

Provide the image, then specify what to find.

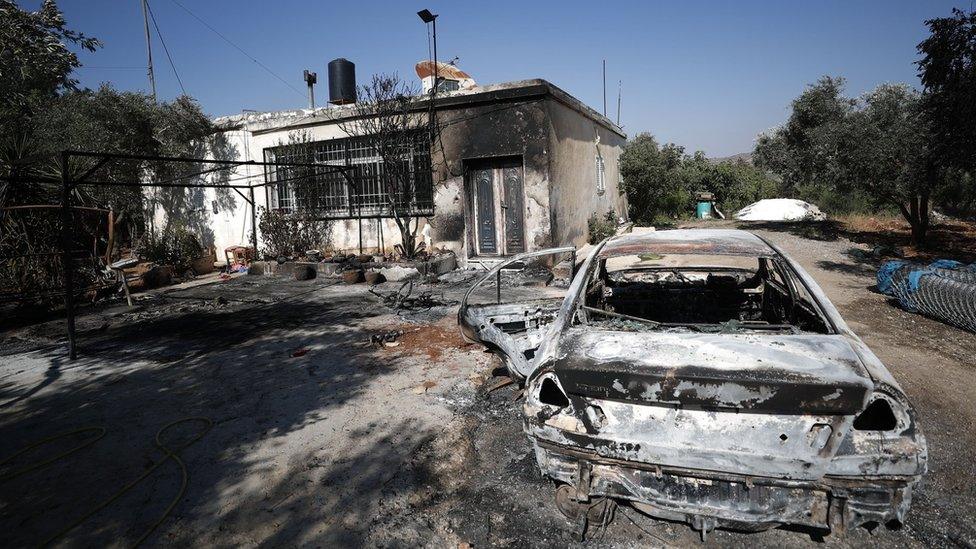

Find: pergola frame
48;150;358;360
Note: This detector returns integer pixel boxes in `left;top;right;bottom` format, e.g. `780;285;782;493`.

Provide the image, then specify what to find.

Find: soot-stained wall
212;80;626;262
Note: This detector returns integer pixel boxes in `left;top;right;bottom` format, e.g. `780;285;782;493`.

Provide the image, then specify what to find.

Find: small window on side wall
595;155;606;194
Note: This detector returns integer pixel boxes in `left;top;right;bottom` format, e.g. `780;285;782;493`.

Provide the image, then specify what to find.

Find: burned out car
459;229;927;539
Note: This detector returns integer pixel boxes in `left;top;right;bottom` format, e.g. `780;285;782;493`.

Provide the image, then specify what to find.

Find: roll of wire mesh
879;259;976;333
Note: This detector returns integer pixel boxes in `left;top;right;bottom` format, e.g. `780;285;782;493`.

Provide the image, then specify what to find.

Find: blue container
696;201;712;219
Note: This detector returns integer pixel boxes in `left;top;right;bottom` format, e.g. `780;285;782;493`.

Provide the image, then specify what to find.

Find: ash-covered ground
1;225;974;548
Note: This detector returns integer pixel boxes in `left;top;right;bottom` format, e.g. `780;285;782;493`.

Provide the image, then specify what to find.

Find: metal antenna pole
617;80;622;126
430;15;438;159
141;0;157;101
602;59;607;117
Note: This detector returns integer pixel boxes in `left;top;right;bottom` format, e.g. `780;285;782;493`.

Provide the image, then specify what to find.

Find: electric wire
169;0;305;99
76;66;145;71
145;0;187;96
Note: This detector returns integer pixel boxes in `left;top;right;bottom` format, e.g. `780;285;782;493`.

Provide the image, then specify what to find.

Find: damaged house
205;59;628;265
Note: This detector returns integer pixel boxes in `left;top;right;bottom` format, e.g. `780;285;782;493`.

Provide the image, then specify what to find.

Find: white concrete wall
182;122;438;259
546;100;628;248
196;87;625;261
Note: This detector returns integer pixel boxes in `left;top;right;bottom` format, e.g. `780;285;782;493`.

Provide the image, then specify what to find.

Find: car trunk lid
553;329;873;414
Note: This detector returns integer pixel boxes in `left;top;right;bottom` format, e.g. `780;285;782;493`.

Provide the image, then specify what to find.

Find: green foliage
0;3;231;307
935;170;976;216
753;77;853;196
587;211;618;244
619;134;690;222
139;227;204;270
620;133;779;224
10;86;225;225
754;77;943;242
917;8;976;173
0;0;100;116
753;9;976;242
258;208;333;260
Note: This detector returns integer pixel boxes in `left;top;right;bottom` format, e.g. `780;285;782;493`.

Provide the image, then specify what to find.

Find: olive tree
339;74;429;259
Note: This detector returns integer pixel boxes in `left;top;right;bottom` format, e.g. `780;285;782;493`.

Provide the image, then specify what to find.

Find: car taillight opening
853;397;899;431
539;377;570;408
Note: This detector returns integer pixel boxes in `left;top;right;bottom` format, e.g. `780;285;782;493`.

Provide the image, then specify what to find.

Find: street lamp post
418;9;440;187
417;9;439;94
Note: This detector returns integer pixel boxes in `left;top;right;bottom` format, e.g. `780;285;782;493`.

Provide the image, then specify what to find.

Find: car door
458;247;577;379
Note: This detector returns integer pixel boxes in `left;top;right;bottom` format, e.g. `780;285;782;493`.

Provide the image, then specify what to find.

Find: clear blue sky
27;0;971;157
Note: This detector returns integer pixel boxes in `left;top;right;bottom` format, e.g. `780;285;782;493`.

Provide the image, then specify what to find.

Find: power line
75;66;145;71
145;0;187;96
169;0;305;99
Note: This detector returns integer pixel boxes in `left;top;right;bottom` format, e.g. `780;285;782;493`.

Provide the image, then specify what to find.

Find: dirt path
744;222;976;548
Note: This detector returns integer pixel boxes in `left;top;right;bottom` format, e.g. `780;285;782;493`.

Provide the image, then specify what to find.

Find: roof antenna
616;80;622;126
602;59;607;117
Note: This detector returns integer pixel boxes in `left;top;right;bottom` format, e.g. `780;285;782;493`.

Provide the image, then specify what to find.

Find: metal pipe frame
52;150;359;360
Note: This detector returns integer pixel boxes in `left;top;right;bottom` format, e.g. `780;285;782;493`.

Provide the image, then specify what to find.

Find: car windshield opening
579;253;830;334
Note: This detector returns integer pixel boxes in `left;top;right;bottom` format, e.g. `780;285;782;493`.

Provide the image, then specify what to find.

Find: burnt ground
1;224;975;548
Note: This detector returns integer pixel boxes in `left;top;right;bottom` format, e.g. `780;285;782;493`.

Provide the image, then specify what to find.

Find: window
265;132;433;219
437;79;461;93
595;154;606;194
580;252;831;334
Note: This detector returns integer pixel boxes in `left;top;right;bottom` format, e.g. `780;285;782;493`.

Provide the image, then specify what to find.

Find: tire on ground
294;265;316;281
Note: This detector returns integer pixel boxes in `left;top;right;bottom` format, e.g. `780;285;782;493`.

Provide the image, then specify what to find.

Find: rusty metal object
554;483;616;541
483;375;516;395
369;280;451;311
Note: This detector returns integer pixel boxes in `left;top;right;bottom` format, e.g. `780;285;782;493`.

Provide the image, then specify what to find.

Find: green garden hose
0;417;212;547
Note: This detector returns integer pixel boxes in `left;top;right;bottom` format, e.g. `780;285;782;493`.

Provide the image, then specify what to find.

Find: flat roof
598;229;777;258
214;79;625;138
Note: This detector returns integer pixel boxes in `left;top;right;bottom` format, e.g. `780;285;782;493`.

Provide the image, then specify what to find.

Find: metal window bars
264;133;434;219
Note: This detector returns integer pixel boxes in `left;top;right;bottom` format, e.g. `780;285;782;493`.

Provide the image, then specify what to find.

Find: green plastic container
696;201;712;219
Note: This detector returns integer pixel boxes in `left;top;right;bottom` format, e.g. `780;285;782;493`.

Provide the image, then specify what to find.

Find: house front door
467;158;525;256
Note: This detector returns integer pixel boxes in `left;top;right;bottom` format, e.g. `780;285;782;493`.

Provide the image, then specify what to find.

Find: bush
588;211;618;244
0;208;99;307
139;227;203;270
620;133;781;223
258;208;332;260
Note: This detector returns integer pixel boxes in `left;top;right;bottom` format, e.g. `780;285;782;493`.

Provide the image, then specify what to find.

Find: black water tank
328;58;356;105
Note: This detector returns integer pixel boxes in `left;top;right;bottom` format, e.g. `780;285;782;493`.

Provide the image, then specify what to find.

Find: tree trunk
899;191;930;247
391;210;418;259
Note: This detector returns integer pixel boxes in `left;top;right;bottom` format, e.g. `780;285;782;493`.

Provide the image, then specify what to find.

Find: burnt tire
364;271;386;285
554;483;616;524
294;265;316;281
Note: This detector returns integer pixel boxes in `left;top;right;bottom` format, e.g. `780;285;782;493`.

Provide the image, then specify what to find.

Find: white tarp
734;199;826;222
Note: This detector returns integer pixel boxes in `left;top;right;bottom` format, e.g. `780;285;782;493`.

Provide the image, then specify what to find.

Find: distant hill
708;152;753;165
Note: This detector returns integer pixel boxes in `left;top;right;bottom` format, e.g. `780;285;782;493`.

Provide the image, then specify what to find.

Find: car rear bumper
532;440;917;535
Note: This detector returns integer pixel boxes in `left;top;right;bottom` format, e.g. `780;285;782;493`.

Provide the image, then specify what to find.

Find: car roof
598;229;778;258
